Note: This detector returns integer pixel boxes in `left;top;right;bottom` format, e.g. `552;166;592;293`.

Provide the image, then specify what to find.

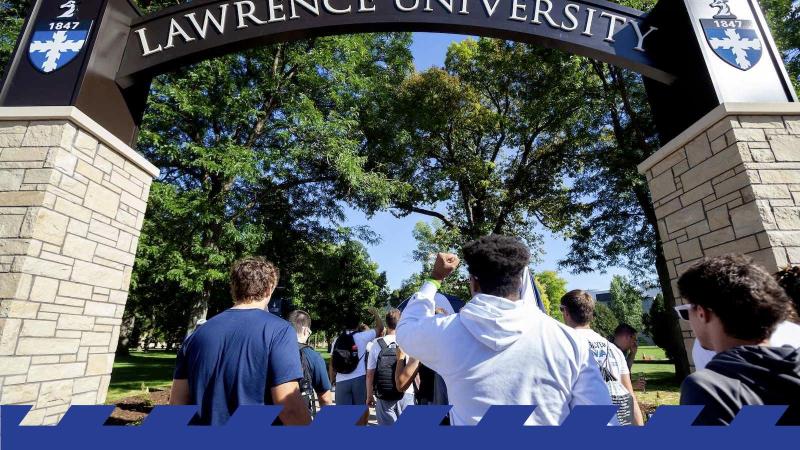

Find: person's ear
697;306;713;323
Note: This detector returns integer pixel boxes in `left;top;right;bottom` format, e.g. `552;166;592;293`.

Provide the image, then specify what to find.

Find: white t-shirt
692;320;800;370
573;328;630;381
366;334;414;394
331;329;376;382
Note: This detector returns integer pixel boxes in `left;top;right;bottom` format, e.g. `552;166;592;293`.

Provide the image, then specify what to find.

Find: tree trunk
186;287;210;337
116;313;135;356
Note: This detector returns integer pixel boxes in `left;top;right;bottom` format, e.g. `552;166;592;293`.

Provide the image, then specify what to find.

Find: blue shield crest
28;20;92;73
701;18;762;71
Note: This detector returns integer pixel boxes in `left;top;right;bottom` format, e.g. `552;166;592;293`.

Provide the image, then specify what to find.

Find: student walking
366;309;415;425
288;310;333;416
397;235;612;425
169;257;311;426
677;254;800;425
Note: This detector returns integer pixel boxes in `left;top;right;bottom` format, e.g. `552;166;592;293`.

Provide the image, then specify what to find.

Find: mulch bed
105;390;170;425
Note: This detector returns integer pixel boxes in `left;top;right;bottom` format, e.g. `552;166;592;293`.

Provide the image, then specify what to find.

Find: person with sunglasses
676;254;800;425
682;265;800;370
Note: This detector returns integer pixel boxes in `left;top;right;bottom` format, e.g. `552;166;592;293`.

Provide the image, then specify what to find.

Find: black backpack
298;344;317;417
331;331;361;374
373;338;405;401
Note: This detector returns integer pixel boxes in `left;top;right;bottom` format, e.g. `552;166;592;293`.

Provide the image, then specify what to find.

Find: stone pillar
639;103;800;369
0;107;158;424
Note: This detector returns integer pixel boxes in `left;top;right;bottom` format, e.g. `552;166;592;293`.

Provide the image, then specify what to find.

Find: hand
367;395;376;408
396;347;406;361
432;252;460;281
435;307;449;316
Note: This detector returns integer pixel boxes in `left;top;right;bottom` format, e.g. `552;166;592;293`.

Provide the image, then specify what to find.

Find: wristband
426;278;442;289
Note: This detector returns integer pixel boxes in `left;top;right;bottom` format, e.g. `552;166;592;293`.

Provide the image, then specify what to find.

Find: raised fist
432;252;460;281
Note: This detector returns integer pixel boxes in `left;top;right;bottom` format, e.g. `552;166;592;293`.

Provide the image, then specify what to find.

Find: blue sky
342;33;628;291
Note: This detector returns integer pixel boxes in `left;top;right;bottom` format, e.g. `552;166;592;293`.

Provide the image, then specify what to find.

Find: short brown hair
678;254;789;341
385;309;401;330
288;310;311;334
560;290;595;326
229;257;279;304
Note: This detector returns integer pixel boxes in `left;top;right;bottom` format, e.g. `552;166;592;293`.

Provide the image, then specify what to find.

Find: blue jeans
375;393;415;425
335;375;367;405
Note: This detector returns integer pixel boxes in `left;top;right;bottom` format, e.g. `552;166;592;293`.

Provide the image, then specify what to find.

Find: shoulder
355;329;376;342
681;369;729;400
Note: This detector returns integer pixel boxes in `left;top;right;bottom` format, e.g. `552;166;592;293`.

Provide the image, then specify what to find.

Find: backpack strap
377;337;389;351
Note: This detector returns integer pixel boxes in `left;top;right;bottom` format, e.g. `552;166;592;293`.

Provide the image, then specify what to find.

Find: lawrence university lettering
119;0;669;84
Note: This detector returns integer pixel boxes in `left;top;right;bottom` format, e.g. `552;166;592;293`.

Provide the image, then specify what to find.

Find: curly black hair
462;234;530;298
774;265;800;322
677;254;790;341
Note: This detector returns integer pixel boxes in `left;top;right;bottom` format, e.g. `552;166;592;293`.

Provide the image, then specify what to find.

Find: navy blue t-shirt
174;308;303;425
300;346;331;394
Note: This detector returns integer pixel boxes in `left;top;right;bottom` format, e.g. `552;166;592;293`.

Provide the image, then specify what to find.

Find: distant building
587;288;660;314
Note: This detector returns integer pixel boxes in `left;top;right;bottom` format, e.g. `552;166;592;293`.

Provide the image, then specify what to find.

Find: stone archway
0;0;796;423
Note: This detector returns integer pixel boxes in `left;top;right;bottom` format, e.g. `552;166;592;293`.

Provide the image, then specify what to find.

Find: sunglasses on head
673;304;692;321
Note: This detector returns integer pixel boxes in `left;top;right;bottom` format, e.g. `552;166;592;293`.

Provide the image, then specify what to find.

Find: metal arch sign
116;0;671;86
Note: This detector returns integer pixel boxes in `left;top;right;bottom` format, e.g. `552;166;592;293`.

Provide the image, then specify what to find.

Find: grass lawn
107;351;177;403
631;346;681;408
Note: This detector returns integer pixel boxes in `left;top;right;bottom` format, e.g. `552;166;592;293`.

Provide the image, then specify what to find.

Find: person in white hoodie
396;235;613;426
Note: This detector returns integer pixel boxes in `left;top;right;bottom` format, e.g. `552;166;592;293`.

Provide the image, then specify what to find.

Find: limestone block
72;375;101;394
20;123;66;147
707;205;730;230
29;277;59;303
0;214;24;238
96;145;126;169
97;375;111;403
0;191;46;207
0;356;31;375
56;314;94;331
67;219;89;237
0;133;24;147
26;362;85;382
774;207;800;230
31;355;59;364
682;182;715;208
109;171;142;197
707;118;738;142
759;169;800;184
71;261;123;290
58;176;88;198
704;235;760;257
649;170;676;201
85;352;114;376
0;147;49;162
786;118;800;134
698;226;735;249
20;320;56;337
665;202;706;233
0;318;22;355
678;239;703;261
73;130;98;152
54;198;92;223
45;148;78;176
79;331;111;346
686;135;713;167
739;115;784;128
713;171;752;198
0;169;25;191
18;256;72;280
71;391;98;405
769;135;800;162
58;281;93;300
2;382;39;403
83;182;120;219
87;219;119;241
751;184;791;199
17;337;80;355
23;208;69;245
730;202;773;237
680;144;744;191
731;128;766;142
4;299;40;319
94;243;135;266
36;379;74;408
686;220;711;239
75;160;103;184
82;300;116;317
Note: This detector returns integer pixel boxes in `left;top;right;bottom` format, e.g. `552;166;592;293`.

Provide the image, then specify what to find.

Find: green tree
364;39;595;257
591;303;619;340
609;275;644;331
535;270;568;320
761;0;800;96
0;0;26;80
289;240;388;339
643;293;682;363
